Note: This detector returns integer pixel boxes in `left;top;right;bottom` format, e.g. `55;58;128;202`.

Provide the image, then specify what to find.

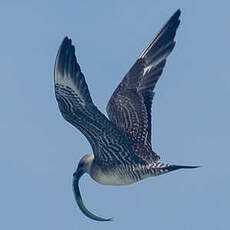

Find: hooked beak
72;169;113;222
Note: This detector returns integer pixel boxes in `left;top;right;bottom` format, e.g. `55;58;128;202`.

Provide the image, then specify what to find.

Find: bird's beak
73;168;83;179
72;170;112;222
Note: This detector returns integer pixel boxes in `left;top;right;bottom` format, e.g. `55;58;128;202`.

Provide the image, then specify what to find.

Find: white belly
91;169;134;185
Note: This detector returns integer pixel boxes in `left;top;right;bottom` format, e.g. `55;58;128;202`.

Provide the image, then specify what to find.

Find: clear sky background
1;1;229;229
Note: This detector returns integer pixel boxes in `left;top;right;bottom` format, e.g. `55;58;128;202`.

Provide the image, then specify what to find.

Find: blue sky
1;1;229;229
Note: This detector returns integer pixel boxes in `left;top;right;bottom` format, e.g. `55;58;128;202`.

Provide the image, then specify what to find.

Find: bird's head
72;153;112;221
73;153;94;178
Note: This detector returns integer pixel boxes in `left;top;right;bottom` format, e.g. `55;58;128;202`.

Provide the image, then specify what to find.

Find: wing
106;9;181;161
54;37;144;166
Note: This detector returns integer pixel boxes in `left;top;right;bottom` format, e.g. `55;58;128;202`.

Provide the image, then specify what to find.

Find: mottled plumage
54;9;198;221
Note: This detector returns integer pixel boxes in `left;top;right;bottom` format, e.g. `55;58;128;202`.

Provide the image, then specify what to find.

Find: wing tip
168;8;181;29
139;9;181;59
61;36;72;48
173;8;181;19
169;9;181;24
58;36;74;57
54;36;76;83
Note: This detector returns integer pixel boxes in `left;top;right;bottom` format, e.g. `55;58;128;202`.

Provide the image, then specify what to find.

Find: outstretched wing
54;37;143;166
106;9;181;161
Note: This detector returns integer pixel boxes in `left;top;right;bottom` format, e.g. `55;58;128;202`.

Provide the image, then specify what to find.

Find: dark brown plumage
54;9;198;221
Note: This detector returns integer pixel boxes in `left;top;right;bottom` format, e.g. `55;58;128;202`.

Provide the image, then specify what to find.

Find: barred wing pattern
54;37;144;166
106;10;181;162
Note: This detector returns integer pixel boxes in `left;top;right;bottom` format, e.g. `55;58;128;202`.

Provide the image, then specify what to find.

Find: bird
54;9;198;221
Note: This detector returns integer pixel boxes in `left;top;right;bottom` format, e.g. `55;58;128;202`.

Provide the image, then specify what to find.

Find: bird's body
54;9;198;221
89;154;169;185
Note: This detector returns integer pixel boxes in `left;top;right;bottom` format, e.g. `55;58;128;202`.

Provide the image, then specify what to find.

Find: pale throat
83;153;94;174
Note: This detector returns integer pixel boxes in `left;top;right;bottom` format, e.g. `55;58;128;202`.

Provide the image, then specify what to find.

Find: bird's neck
85;153;94;174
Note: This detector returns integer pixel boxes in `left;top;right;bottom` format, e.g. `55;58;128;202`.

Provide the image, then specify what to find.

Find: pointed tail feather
150;163;200;176
163;165;200;174
167;165;200;169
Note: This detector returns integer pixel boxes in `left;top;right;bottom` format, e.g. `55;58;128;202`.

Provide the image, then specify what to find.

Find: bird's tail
166;165;200;170
156;164;200;175
149;162;200;176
